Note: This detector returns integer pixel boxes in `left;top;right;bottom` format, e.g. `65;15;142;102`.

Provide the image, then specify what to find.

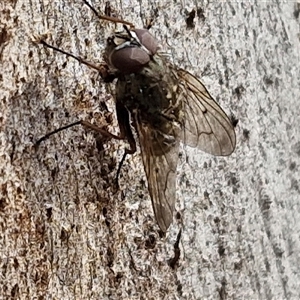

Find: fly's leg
83;0;134;27
35;102;136;190
35;108;135;189
35;120;124;146
115;102;137;187
37;39;116;82
35;118;129;190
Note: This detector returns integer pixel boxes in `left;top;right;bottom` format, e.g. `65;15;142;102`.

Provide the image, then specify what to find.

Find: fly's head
104;26;159;74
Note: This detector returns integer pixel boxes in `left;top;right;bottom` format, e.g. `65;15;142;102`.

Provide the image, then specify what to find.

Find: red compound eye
134;28;158;56
109;47;150;74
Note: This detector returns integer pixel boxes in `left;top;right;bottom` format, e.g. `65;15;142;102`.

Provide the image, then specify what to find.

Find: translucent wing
176;69;236;156
133;113;181;232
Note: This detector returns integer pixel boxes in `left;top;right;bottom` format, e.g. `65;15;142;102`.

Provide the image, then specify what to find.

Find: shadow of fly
35;0;236;233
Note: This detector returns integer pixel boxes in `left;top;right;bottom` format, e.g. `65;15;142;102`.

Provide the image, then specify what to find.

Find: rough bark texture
1;0;300;299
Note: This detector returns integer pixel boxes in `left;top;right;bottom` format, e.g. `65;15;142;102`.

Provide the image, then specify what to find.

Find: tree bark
1;0;300;299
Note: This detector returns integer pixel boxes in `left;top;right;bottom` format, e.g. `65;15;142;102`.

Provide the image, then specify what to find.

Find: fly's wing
176;69;236;156
133;114;181;232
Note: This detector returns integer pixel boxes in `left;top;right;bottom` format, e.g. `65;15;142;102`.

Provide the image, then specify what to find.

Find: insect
36;0;236;233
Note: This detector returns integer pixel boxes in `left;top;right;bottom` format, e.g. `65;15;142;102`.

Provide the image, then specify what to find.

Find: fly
36;0;236;233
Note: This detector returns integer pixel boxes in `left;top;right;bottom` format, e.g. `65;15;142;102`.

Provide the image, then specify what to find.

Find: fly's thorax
116;58;178;114
105;28;159;74
141;57;183;121
115;54;183;152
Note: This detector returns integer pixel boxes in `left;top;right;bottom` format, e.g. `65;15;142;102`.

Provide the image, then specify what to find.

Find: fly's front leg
34;38;121;144
35;36;128;187
39;39;119;82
